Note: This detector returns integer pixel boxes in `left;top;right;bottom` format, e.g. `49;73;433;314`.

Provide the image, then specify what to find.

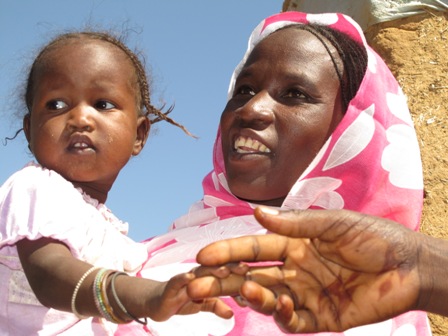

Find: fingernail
259;206;279;216
234;295;248;307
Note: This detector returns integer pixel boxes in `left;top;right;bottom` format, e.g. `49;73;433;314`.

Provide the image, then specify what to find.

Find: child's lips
68;135;95;153
71;142;95;153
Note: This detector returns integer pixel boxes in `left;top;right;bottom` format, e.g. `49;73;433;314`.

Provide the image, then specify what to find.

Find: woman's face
220;27;345;206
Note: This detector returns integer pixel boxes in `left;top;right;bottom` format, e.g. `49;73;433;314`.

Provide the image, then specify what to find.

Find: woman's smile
234;135;271;154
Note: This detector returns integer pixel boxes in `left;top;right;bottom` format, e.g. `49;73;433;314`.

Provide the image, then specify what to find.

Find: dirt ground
365;11;448;336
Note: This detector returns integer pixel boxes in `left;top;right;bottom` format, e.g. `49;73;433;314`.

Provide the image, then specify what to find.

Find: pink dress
0;162;148;336
128;12;431;336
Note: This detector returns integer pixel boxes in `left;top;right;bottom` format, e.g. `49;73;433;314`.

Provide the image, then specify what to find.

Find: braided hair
279;24;368;111
24;31;193;136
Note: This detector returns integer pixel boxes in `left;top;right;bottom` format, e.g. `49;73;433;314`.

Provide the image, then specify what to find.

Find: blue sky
0;1;283;241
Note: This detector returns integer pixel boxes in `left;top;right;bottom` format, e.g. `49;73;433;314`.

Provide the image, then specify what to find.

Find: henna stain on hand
318;272;360;326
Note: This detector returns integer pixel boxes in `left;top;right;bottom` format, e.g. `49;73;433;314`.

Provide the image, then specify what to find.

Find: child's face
220;28;345;206
24;39;149;199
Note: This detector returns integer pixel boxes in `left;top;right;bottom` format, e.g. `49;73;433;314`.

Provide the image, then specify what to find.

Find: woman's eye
235;85;255;96
95;100;116;110
284;89;307;99
46;100;67;110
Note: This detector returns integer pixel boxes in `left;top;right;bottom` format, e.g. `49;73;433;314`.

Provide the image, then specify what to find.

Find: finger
197;235;289;266
188;265;289;301
239;281;278;315
273;294;299;332
228;262;250;276
192;265;231;278
201;298;234;319
177;298;234;319
193;263;249;278
187;274;245;299
246;266;286;287
165;272;195;293
254;207;355;240
255;206;388;244
273;295;305;333
274;295;333;334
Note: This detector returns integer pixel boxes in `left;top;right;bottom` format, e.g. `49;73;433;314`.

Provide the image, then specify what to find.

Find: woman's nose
236;91;274;129
67;104;95;131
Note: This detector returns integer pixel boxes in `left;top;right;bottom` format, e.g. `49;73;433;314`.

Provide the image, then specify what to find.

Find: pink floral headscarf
130;12;429;336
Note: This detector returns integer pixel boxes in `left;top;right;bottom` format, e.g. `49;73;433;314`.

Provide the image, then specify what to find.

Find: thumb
254;207;359;241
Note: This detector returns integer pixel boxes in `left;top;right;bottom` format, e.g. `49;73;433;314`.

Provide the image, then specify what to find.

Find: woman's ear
132;116;150;156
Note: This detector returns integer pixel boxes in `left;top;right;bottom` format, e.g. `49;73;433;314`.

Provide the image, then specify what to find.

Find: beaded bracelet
93;268;119;323
71;266;99;319
110;272;148;325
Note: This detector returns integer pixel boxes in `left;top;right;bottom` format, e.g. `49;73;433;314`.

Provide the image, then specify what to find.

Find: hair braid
284;24;368;111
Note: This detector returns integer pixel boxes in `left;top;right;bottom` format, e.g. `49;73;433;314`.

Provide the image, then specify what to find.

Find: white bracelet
71;266;99;319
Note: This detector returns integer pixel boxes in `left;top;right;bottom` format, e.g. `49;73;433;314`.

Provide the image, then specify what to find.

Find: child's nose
67;104;95;131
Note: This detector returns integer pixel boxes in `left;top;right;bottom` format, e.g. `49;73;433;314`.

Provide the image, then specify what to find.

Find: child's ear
23;114;32;150
132;116;150;156
23;114;31;141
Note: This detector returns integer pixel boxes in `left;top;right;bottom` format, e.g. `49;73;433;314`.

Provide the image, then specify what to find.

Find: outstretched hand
188;207;422;333
145;272;233;322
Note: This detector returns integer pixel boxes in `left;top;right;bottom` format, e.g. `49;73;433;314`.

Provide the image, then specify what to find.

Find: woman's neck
242;197;285;208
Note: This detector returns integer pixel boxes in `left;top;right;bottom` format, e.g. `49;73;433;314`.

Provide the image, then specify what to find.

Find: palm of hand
258;233;420;333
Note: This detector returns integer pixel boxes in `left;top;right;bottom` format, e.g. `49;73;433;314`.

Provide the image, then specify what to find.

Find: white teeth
259;143;269;152
234;136;271;153
235;137;245;149
73;142;88;148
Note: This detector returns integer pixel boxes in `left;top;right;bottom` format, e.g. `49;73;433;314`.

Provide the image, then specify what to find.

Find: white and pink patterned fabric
131;12;430;336
0;162;149;335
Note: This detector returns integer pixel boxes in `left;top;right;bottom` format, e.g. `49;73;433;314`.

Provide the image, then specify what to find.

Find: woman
133;12;429;336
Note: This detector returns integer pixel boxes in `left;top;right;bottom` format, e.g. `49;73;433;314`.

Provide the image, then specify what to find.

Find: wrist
415;232;448;315
106;272;147;325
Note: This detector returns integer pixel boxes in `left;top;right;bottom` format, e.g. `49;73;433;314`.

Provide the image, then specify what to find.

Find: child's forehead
32;38;138;89
37;38;133;72
47;37;125;57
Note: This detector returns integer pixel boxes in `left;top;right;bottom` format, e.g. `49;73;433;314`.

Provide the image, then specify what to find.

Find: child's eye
94;100;116;110
46;100;67;110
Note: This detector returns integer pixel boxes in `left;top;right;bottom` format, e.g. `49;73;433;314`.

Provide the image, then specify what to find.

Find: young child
0;31;231;335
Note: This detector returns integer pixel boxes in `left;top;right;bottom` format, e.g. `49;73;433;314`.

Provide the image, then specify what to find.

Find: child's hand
187;263;250;300
188;260;296;314
146;272;233;322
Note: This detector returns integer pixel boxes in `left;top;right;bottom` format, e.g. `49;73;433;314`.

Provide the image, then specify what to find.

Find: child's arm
17;237;233;323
